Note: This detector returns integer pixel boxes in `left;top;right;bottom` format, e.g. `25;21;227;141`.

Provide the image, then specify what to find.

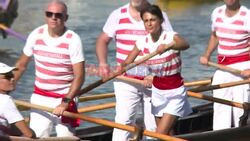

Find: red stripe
218;37;248;43
36;60;73;68
116;39;136;45
143;48;150;54
146;53;178;65
117;47;143;56
36;76;72;84
121;8;127;13
119;18;132;24
33;50;70;59
231;20;244;26
240;11;246;16
57;43;69;49
35;39;47;46
116;58;124;64
36;65;73;76
116;29;147;35
38;28;44;34
216;17;223;23
218;43;249;50
66;33;73;38
215;27;248;34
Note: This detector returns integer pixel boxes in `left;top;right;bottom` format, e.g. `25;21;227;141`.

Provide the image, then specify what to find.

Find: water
1;0;250;128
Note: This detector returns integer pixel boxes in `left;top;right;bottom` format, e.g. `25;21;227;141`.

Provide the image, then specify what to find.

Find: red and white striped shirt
23;24;84;96
103;3;173;78
136;31;183;89
212;5;250;65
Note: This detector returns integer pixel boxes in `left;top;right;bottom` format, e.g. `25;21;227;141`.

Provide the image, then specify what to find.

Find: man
200;0;250;130
0;62;35;138
15;0;85;137
96;0;172;140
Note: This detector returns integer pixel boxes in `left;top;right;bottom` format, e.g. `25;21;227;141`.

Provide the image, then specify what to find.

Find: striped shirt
103;3;173;77
212;5;250;64
23;24;84;95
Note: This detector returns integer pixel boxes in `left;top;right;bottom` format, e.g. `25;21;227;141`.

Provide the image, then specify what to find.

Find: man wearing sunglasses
15;0;85;137
0;62;35;138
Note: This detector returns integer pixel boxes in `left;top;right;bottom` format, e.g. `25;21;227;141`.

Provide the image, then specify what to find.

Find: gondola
3;102;250;141
75;102;250;141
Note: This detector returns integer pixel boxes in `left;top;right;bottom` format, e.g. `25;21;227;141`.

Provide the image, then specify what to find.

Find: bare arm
12;120;35;138
200;31;218;65
96;32;112;77
14;54;31;81
121;46;141;67
157;34;189;54
172;34;189;50
53;61;85;116
96;32;112;65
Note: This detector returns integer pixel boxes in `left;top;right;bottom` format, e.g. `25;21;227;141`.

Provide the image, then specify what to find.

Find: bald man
15;0;85;137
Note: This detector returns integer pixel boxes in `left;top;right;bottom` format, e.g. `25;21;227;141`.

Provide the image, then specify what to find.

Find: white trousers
112;80;156;141
29;94;75;137
212;61;250;130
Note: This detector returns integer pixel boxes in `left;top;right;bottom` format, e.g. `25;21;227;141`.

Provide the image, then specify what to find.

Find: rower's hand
199;56;209;65
53;103;68;116
143;75;153;88
157;42;175;55
98;64;110;78
241;69;250;78
157;44;168;54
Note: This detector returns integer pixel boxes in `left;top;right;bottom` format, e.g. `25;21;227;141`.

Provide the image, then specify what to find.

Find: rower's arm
96;32;112;66
200;31;218;65
14;54;31;81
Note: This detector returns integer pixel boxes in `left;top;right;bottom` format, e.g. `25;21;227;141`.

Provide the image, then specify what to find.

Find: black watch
62;97;71;104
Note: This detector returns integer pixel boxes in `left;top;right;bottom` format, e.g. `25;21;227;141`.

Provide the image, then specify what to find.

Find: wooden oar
14;100;185;141
0;24;26;41
208;61;242;75
116;75;211;87
187;91;247;109
78;42;175;96
79;93;115;102
189;79;250;92
78;102;115;113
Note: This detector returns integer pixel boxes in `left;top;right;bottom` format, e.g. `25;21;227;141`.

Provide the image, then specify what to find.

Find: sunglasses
45;11;64;19
0;72;14;81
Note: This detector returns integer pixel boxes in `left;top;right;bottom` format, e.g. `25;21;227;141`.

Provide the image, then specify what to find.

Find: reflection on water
155;0;219;17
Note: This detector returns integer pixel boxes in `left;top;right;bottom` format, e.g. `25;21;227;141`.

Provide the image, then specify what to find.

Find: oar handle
0;24;27;41
78;102;115;113
187;91;248;109
14;100;186;141
79;93;115;102
189;79;250;92
78;46;165;96
208;61;242;75
116;75;211;87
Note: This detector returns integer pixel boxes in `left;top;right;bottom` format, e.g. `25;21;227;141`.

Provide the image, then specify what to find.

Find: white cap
0;62;17;74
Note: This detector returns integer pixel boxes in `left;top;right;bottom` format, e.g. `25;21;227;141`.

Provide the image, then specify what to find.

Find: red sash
218;54;250;65
34;86;80;127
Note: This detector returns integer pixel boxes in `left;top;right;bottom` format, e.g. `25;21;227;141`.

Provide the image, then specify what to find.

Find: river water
1;0;250;128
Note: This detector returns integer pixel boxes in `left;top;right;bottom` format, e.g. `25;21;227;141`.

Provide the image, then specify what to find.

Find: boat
74;102;250;141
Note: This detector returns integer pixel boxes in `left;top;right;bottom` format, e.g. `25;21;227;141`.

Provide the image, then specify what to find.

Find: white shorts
29;94;75;137
151;85;192;117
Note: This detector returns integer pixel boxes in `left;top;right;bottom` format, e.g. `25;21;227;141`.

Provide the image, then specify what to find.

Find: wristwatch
62;97;71;104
